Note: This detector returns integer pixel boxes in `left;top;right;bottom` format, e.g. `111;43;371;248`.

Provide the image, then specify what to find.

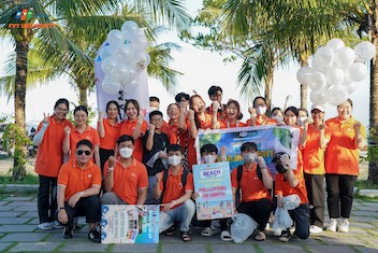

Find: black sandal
181;231;191;242
165;226;176;236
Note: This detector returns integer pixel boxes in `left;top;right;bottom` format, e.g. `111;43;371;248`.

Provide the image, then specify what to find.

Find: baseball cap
311;104;325;112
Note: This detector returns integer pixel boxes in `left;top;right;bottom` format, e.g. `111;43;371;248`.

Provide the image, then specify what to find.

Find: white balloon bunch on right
296;39;376;106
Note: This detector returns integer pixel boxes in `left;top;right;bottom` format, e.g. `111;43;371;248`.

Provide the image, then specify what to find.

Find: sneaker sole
279;237;291;242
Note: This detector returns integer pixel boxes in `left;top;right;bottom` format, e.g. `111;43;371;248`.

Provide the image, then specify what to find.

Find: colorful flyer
101;205;159;244
192;162;234;220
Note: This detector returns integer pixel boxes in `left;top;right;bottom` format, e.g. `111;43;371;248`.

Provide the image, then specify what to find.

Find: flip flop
220;230;232;241
255;231;266;241
165;226;176;236
181;231;191;242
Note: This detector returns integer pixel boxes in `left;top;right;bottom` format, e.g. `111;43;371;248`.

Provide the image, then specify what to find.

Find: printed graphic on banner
101;205;159;244
192;162;234;220
195;125;300;175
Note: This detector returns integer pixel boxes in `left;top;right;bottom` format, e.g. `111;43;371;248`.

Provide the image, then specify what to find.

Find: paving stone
366;238;378;247
309;245;357;253
352;211;378;217
19;211;38;218
1;233;47;242
355;206;378;212
318;236;367;246
0;225;37;232
16;205;37;212
350;216;378;222
60;241;109;252
162;243;207;253
6;202;36;208
259;244;305;253
3;197;35;201
0;211;24;217
9;242;59;252
349;222;376;229
112;243;158;253
0;218;30;225
212;244;256;253
0;206;15;211
358;190;378;198
0;243;12;251
360;202;378;208
354;246;378;253
27;218;39;225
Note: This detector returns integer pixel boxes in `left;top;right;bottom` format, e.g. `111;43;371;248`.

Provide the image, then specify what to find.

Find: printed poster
192;162;234;220
101;205;159;244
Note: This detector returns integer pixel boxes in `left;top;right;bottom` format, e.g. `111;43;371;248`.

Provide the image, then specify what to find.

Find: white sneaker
338;219;349;233
201;227;219;237
37;222;53;230
52;220;63;229
326;219;337;232
309;225;323;234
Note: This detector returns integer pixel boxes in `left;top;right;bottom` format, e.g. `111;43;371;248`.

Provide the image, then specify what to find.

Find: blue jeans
159;199;195;233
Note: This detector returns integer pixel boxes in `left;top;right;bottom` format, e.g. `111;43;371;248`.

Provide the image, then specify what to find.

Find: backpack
235;164;265;207
161;168;190;201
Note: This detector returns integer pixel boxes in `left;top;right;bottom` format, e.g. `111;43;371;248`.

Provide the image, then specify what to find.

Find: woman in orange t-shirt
161;103;186;145
212;99;247;129
117;99;148;162
98;100;119;172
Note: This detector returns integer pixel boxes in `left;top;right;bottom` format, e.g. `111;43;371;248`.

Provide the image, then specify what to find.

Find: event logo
9;8;56;29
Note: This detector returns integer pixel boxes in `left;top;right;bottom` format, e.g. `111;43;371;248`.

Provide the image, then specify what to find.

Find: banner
101;205;159;244
195;125;300;175
192;162;234;220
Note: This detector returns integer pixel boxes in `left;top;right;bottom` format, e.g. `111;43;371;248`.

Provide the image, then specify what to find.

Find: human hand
43;113;50;124
68;192;82;207
107;155;116;168
188;109;195;118
248;107;256;116
149;124;155;132
353;122;361;132
64;126;71;136
58;209;68;224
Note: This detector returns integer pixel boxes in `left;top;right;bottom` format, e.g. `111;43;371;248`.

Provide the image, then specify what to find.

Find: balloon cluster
296;39;376;106
100;21;150;95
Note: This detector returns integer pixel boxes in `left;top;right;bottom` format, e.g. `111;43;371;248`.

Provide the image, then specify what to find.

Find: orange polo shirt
58;160;102;201
246;115;278;126
69;125;100;161
99;118;119;150
303;124;331;175
325;116;366;176
103;158;148;204
158;167;194;209
34;116;72;177
219;120;247;129
161;121;182;145
118;119;148;162
231;164;272;202
275;169;308;205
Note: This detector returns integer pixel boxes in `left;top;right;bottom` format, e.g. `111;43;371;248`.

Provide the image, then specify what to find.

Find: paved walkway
0;196;377;252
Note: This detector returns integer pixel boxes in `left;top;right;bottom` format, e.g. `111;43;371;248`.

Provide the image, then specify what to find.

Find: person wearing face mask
101;135;148;206
273;152;310;242
205;86;227;119
271;107;284;125
297;108;309;127
154;144;195;242
247;96;278;126
324;99;367;233
231;142;273;241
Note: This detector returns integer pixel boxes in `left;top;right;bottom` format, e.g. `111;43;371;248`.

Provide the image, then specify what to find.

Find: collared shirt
99;118;119;150
246;115;278;126
69;125;100;162
275;169;308;205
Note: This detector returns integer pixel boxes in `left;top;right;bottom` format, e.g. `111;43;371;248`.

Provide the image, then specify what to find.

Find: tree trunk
300;56;308;109
13;41;29;180
265;69;273;114
78;85;88;107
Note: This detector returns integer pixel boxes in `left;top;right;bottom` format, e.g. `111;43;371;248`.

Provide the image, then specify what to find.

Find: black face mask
272;152;290;174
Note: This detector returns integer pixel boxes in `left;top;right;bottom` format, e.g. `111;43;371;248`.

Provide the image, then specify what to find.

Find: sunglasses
76;150;91;156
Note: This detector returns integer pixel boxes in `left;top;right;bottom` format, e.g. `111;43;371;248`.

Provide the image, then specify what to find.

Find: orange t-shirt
303;124;331;175
34;116;72;177
161;121;183;145
246;115;278;126
118;119;148;162
103;158;148;204
219;120;247;129
275;169;308;205
99;118;119;150
231;164;272;202
58;160;102;201
325;117;366;176
158;167;194;209
69;125;100;162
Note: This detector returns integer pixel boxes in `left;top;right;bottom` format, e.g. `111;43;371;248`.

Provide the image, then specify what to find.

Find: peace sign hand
43;113;50;124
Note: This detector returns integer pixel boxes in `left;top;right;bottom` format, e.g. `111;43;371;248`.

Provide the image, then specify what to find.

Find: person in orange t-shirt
161;103;186;145
33;98;72;230
63;106;101;168
212;99;247;129
273;152;310;242
101;135;148;205
98;100;119;172
247;96;278;126
303;104;329;234
153;144;195;242
117;99;148;162
231;142;273;241
324;99;367;233
205;85;227;119
57;140;102;242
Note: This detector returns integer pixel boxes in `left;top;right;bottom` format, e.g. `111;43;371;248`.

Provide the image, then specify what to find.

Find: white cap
311;104;325;112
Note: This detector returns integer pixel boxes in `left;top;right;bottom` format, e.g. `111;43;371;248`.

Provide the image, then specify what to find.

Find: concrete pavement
0;196;377;252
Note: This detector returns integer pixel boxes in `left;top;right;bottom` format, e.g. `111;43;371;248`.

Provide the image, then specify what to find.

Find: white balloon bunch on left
296;39;376;106
100;21;150;95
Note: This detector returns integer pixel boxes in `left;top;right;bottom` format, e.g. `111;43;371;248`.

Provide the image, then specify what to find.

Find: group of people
32;85;367;243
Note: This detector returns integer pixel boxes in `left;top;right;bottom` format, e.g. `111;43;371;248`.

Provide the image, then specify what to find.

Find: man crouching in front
57;139;102;242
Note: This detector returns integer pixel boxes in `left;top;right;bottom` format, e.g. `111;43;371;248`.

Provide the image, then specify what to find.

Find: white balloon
121;21;138;31
133;37;148;53
100;45;113;60
101;57;118;73
345;62;367;82
315;46;334;66
111;64;130;83
310;90;327;105
296;67;314;84
333;47;355;68
131;53;149;72
355;41;376;62
327;85;349;106
107;29;123;46
347;82;358;94
307;72;327;91
123;79;138;94
121;30;135;45
326;68;345;85
326;39;345;52
311;57;332;74
121;69;137;87
113;44;132;60
102;76;121;95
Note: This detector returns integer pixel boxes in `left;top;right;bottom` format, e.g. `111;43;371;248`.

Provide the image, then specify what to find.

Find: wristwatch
58;207;65;211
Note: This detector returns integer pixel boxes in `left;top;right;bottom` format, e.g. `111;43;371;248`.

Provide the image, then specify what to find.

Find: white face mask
272;115;283;124
203;155;217;164
119;147;133;158
256;106;267;115
243;153;257;163
298;116;307;126
168;155;181;166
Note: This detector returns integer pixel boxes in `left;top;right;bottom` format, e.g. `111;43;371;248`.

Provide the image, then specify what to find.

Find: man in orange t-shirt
153;144;195;242
231;142;273;241
101;135;148;205
273;152;310;242
57;140;102;243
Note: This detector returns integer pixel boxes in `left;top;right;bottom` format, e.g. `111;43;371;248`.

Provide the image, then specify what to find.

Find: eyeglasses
311;111;323;115
76;150;91;156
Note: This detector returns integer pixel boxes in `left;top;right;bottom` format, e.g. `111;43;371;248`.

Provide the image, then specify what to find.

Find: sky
0;0;371;128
